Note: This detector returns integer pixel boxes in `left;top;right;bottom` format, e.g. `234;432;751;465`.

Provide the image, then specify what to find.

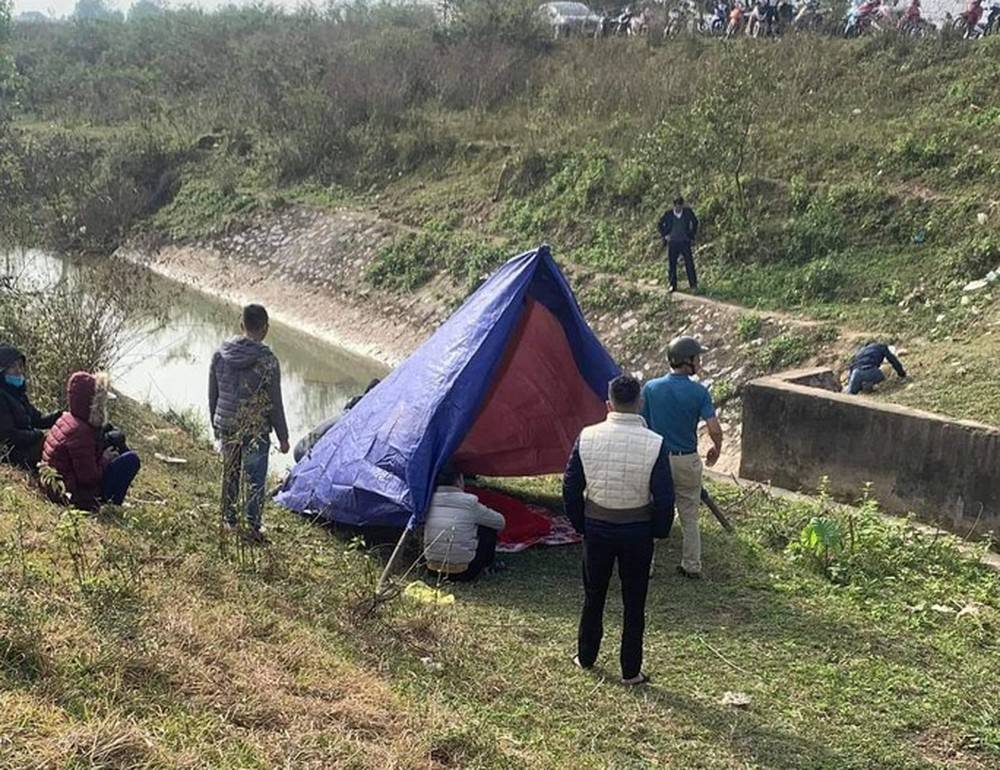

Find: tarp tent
276;245;621;529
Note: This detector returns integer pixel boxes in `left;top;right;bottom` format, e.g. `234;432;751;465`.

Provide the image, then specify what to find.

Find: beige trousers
669;453;703;574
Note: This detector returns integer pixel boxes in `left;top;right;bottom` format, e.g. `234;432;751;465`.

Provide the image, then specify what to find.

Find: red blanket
467;487;581;552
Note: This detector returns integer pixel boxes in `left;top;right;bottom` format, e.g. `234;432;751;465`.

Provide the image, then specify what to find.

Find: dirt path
128;201;898;478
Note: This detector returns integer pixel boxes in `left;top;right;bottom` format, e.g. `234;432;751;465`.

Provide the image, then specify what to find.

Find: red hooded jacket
41;372;110;510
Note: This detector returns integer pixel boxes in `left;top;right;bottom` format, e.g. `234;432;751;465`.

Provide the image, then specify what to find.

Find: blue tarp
276;245;620;529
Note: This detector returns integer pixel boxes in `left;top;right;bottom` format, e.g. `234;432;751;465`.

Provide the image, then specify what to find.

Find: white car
538;2;603;37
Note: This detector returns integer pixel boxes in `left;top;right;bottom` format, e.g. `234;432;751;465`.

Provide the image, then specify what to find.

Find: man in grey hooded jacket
209;304;289;541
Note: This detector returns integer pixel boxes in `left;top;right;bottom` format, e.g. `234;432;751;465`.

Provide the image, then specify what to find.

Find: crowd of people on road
591;0;998;39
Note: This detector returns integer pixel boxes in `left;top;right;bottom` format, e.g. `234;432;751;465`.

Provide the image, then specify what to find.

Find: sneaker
676;565;702;580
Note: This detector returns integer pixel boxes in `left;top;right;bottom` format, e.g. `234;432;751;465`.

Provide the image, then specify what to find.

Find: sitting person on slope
423;464;506;583
0;344;60;471
40;371;140;511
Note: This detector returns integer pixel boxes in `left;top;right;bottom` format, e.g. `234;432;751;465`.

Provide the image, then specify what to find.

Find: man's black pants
577;534;654;680
427;526;498;583
668;240;697;291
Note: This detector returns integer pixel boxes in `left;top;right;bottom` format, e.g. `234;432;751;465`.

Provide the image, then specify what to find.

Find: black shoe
669;286;678;293
676;565;702;580
243;528;269;545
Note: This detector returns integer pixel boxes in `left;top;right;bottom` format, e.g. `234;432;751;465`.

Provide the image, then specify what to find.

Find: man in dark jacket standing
657;196;700;293
563;374;674;686
0;345;59;470
209;304;289;542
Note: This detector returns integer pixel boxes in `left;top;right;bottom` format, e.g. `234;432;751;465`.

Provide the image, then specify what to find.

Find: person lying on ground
40;371;140;511
641;336;723;580
0;344;60;471
209;303;289;544
563;374;674;686
844;341;906;395
423;464;506;583
292;377;381;463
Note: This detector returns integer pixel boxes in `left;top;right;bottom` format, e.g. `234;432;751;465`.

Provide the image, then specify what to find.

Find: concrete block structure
739;368;1000;539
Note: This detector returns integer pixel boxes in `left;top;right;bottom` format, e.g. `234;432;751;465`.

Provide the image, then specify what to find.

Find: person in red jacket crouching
40;371;140;511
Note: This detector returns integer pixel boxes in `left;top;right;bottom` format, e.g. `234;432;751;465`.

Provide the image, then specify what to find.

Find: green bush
735;314;763;343
366;234;440;292
783;197;846;265
761;333;812;370
785;257;856;304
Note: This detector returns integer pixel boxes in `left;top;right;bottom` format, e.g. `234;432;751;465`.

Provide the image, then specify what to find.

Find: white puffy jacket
578;412;664;518
423;487;506;571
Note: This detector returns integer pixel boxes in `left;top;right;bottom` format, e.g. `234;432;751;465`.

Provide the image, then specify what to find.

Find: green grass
6;21;1000;427
2;399;997;768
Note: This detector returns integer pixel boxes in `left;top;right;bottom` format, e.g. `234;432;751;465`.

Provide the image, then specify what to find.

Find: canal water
5;250;387;472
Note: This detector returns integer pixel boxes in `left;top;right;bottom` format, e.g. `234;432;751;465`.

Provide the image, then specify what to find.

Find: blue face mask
4;374;25;388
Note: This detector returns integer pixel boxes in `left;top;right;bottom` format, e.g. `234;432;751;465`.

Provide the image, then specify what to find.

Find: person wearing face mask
40;371;141;511
0;345;60;471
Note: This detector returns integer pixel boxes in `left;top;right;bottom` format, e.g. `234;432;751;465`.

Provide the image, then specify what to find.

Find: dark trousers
668;241;697;291
101;451;141;505
577;534;654;680
221;435;270;530
846;367;885;395
5;433;43;471
427;526;498;583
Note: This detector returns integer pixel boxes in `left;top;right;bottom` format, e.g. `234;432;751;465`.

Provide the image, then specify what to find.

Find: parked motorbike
709;1;730;34
843;0;882;37
595;8;633;37
987;3;1000;35
953;2;986;38
793;1;826;31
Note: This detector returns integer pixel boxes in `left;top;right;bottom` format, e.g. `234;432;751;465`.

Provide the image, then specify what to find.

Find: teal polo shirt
641;373;716;454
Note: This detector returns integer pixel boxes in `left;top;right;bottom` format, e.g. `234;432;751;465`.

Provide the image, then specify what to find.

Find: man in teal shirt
641;336;724;579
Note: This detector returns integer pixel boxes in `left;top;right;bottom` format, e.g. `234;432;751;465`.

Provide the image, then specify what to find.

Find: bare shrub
0;253;163;410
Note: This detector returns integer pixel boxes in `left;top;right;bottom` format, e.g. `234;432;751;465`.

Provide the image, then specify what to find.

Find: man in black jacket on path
657;196;700;293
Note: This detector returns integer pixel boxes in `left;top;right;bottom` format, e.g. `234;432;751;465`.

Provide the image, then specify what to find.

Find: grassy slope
2;400;998;768
123;34;1000;423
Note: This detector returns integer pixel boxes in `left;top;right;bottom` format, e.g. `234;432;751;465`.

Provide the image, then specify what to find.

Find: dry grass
0;400;450;770
1;397;999;769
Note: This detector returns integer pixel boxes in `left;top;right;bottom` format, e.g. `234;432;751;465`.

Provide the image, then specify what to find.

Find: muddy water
6;251;387;472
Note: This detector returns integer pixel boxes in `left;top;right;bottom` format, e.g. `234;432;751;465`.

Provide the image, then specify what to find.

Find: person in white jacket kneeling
424;464;506;582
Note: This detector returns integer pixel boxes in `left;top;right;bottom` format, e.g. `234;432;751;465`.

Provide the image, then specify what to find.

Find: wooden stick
701;488;735;532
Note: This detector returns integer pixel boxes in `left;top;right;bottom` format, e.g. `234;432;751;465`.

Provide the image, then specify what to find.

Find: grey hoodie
208;337;289;443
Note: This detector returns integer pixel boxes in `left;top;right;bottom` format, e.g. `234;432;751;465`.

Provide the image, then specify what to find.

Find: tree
73;0;124;22
128;0;165;22
1;0;13;124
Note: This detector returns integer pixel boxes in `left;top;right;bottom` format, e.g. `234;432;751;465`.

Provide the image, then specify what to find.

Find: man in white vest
563;374;674;686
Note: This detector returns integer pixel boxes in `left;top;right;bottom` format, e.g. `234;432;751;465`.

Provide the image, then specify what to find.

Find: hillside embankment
3;13;999;428
124;201;857;475
2;12;1000;766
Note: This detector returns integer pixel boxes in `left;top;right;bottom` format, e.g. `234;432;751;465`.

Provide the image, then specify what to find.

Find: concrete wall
739;368;1000;538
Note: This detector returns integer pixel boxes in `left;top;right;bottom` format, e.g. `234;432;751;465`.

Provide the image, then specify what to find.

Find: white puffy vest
578;412;664;509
